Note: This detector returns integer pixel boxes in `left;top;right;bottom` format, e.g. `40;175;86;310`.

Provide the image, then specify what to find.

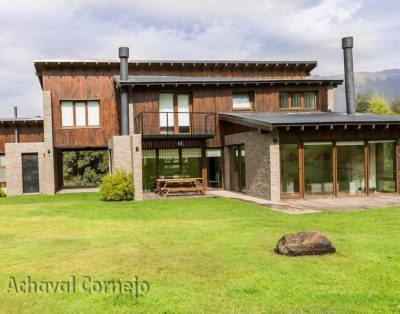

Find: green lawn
0;193;399;313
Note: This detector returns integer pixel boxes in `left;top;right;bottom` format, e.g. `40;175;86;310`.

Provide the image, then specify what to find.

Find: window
0;154;5;185
280;144;299;196
233;93;252;110
279;92;317;109
61;100;100;127
159;93;191;134
62;150;108;187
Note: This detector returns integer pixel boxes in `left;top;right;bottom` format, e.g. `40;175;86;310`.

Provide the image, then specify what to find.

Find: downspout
119;47;129;135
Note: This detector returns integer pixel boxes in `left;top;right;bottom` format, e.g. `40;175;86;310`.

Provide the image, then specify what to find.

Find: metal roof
114;75;342;87
0;118;43;125
34;59;317;68
219;112;400;130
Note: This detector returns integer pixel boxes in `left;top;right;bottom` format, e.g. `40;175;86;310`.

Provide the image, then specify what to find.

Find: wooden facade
0;122;44;153
41;70;120;148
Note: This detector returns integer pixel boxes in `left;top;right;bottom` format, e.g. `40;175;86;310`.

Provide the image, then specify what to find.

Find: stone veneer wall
42;90;56;194
109;134;143;201
4;91;55;196
224;130;280;201
5;142;47;196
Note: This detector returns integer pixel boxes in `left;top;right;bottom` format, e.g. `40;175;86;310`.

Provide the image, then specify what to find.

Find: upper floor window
159;93;191;134
279;92;317;109
232;93;253;110
61;100;100;127
0;154;5;184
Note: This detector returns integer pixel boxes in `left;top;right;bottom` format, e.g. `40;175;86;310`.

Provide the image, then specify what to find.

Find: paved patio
207;190;400;214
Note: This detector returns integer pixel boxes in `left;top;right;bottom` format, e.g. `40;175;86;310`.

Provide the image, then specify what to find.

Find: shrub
0;189;6;197
100;170;134;201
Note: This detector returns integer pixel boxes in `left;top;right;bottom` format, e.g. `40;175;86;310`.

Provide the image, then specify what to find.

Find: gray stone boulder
274;231;336;256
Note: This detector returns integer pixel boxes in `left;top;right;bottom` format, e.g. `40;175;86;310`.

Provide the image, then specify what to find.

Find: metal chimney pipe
342;37;356;114
14;106;19;143
119;47;129;135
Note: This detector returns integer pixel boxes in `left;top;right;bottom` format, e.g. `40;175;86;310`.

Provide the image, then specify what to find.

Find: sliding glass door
369;141;396;193
337;142;366;195
280;144;300;196
280;140;397;198
304;142;333;196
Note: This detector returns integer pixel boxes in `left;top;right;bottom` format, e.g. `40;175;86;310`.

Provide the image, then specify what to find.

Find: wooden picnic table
156;177;205;198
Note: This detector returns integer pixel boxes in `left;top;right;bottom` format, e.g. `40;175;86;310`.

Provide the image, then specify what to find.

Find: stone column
131;134;143;200
327;86;334;111
109;134;143;201
43;90;55;194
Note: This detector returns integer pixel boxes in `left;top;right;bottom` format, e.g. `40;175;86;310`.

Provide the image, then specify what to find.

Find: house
1;37;399;200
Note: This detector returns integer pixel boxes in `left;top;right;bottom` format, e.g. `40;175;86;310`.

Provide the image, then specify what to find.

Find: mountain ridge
322;69;400;112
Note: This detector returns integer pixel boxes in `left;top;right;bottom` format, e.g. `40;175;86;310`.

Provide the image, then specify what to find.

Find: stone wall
224;130;280;201
109;134;143;200
42;90;55;194
5;142;47;196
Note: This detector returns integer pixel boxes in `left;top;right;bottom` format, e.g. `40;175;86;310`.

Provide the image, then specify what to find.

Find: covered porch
220;112;400;200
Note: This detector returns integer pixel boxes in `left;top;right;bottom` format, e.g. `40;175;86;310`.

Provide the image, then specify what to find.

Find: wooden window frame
280;140;398;199
279;91;318;110
232;91;255;111
60;100;100;128
159;92;193;134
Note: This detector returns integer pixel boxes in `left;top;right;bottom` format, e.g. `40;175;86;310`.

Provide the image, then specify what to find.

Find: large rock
274;231;336;256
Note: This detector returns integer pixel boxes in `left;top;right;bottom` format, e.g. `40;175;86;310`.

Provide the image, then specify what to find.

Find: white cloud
0;0;399;117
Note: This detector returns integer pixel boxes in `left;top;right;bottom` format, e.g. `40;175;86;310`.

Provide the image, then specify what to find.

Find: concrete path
207;190;400;214
57;188;100;194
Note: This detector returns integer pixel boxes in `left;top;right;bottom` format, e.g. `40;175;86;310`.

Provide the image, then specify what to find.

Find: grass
0;193;399;313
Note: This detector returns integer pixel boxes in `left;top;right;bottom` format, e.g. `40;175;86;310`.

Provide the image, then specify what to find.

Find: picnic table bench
156;178;205;198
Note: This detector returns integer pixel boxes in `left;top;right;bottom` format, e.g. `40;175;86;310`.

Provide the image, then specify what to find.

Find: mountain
324;69;400;112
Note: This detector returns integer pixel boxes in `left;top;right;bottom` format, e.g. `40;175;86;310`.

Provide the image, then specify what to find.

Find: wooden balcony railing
135;112;216;137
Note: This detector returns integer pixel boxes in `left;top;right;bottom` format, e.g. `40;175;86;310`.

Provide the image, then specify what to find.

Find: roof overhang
0;118;43;127
219;112;400;131
113;76;342;88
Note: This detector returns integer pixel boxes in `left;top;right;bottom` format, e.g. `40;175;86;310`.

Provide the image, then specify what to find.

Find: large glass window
182;148;202;178
232;93;252;110
207;149;222;188
158;149;180;178
369;141;396;193
337;142;365;195
304;142;333;195
61;100;100;127
62;150;108;187
280;144;299;196
142;150;157;191
0;154;5;185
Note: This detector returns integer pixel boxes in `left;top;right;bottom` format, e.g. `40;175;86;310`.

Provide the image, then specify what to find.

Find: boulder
274;231;336;256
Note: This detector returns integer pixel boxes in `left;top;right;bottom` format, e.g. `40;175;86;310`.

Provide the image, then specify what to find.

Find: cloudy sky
0;0;399;117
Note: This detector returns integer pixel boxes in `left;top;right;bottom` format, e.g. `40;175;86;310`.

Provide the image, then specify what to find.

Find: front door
22;153;39;193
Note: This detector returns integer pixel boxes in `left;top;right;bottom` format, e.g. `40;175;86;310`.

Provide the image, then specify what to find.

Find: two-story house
2;37;400;200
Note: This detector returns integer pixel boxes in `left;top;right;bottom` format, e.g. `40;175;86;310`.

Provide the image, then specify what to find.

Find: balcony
135;112;216;139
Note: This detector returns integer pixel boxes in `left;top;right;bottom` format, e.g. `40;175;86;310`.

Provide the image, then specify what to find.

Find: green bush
100;170;134;201
0;188;6;197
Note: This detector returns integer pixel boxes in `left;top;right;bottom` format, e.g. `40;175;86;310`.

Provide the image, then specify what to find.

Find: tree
391;98;400;114
367;94;392;114
356;93;372;113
